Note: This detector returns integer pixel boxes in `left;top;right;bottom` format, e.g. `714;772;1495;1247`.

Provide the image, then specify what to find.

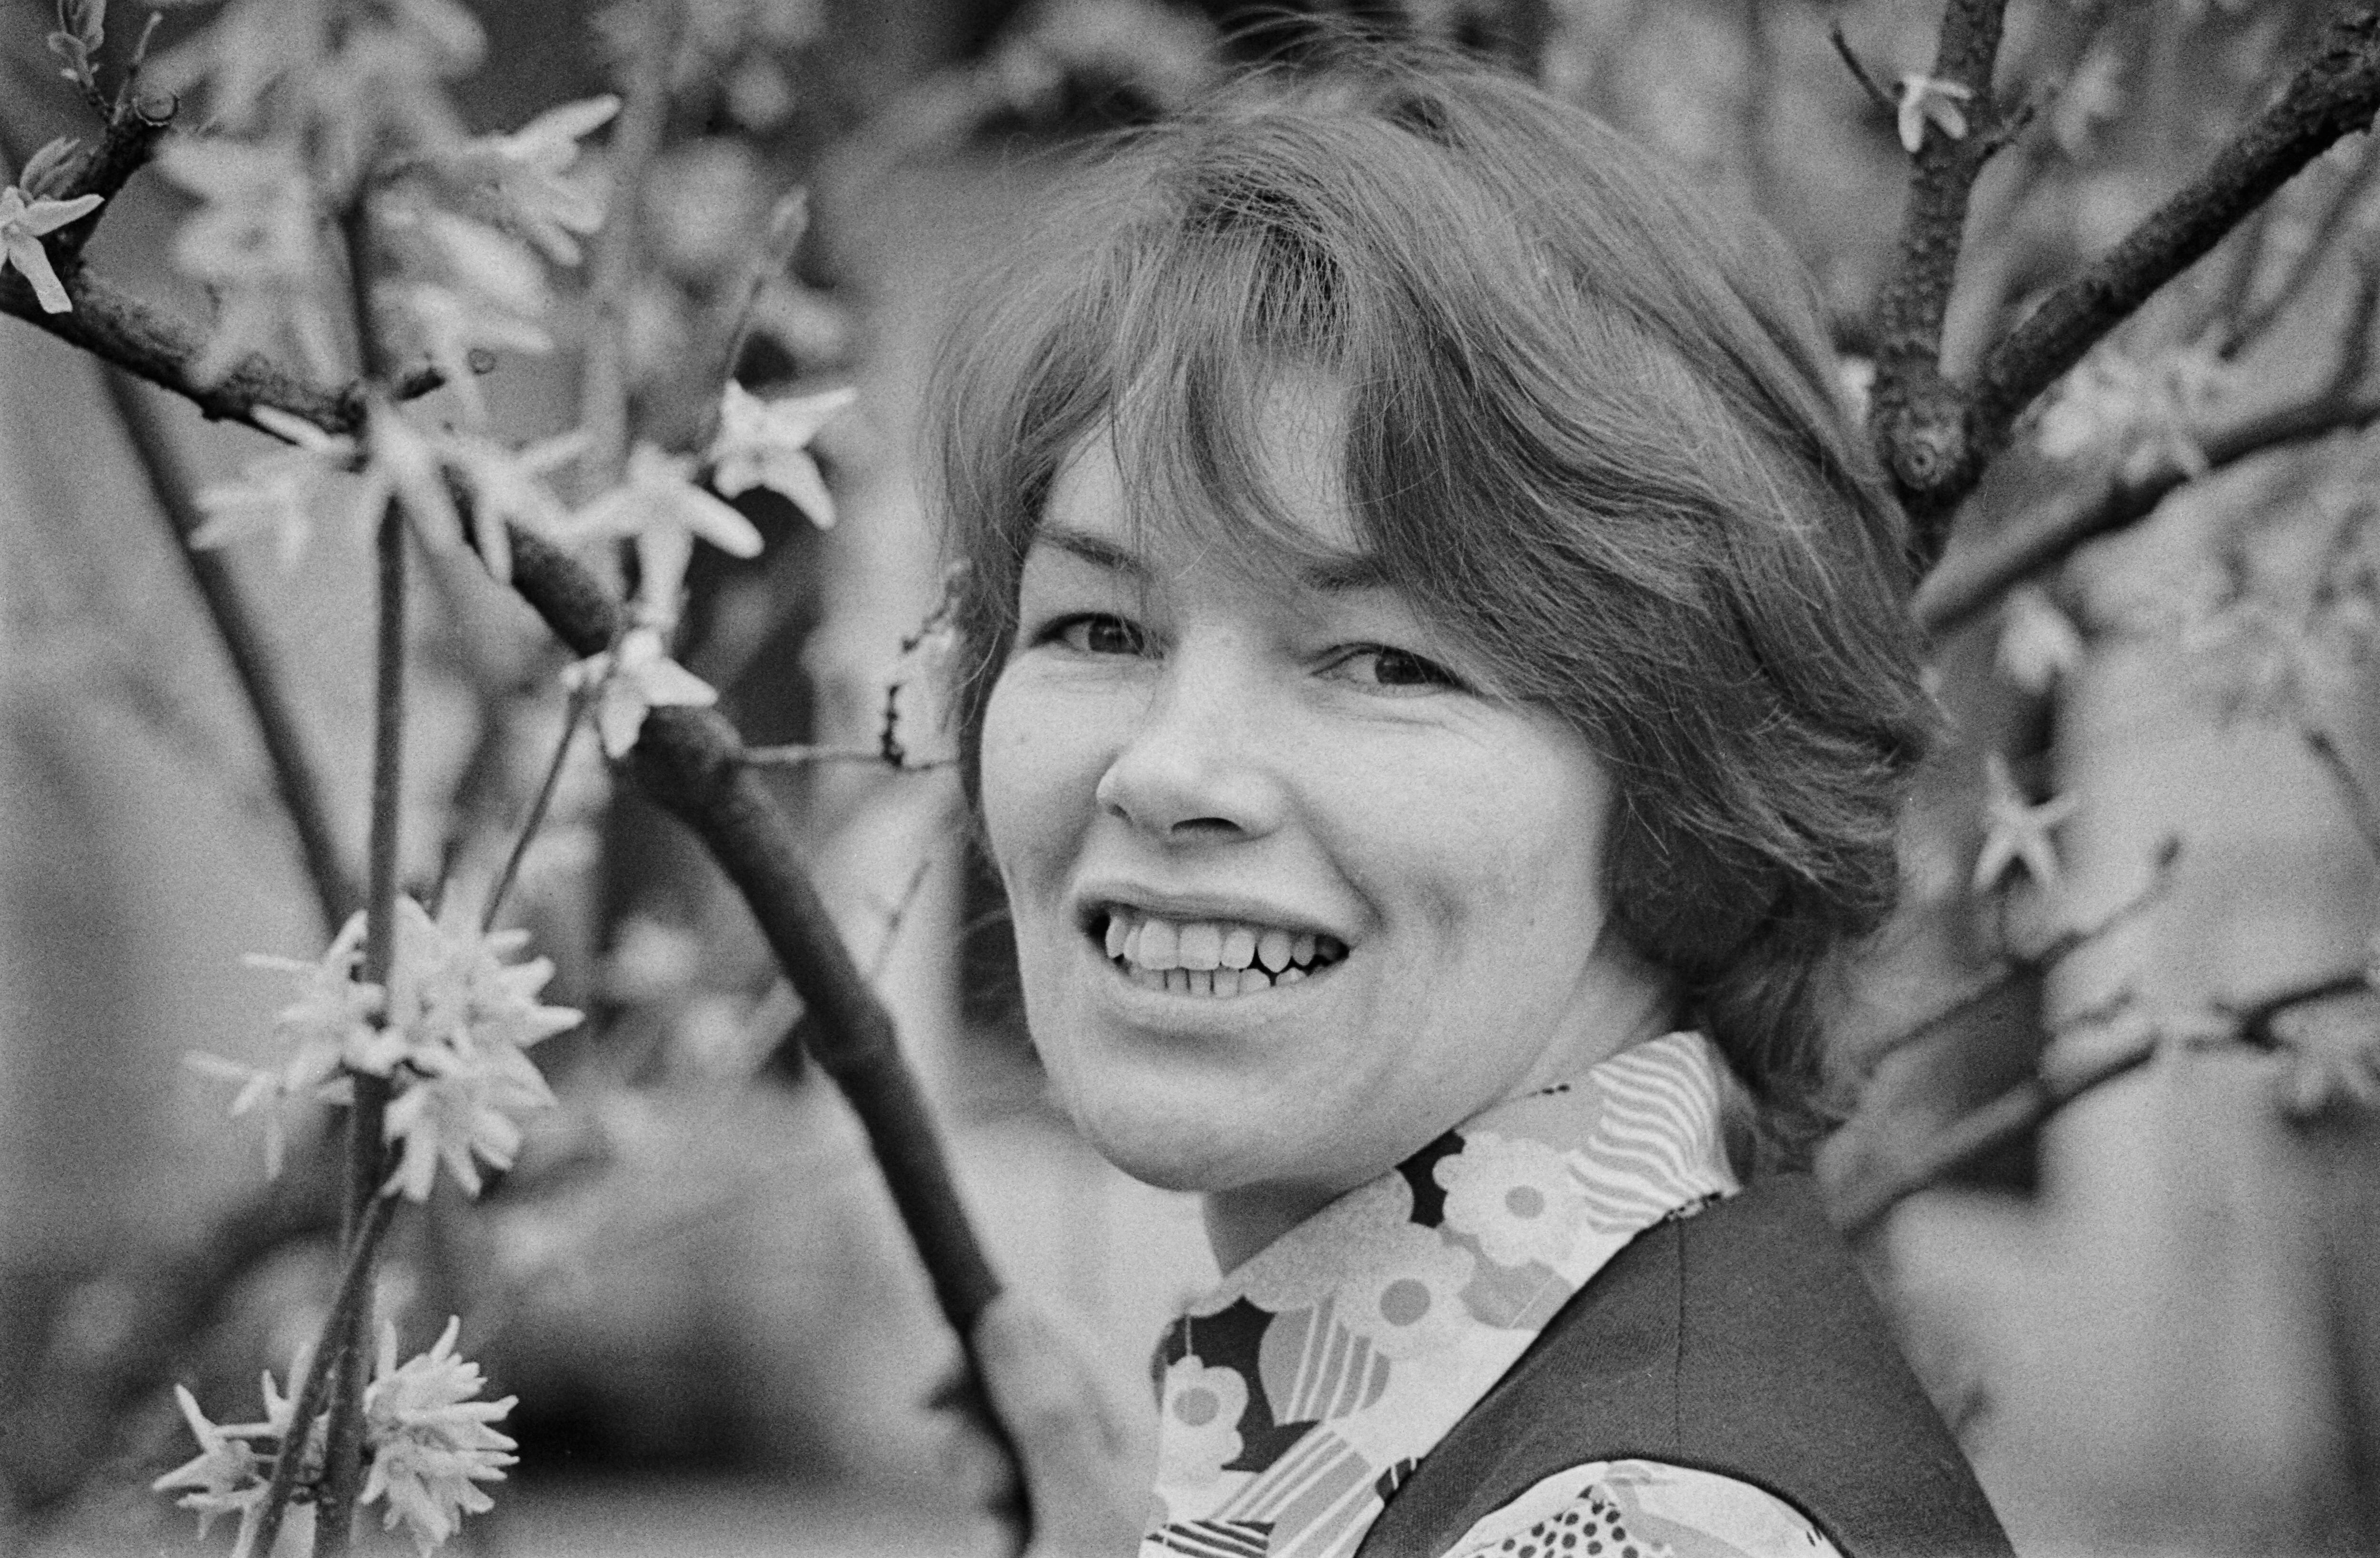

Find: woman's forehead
1036;419;1380;599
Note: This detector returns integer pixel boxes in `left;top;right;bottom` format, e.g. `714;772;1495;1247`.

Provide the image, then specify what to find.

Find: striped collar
1143;1031;1740;1558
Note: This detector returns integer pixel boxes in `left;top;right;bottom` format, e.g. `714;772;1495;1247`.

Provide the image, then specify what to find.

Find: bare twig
2227;968;2370;1047
577;0;688;493
2225;144;2380;357
1835;1024;2156;1235
1829;18;1894;112
1914;383;2380;636
2305;725;2380;864
97;368;358;929
702;190;809;419
481;690;590;932
1858;836;2179;1070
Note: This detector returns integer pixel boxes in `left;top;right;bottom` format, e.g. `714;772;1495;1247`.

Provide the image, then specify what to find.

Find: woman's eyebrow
1030;521;1392;593
1029;524;1145;579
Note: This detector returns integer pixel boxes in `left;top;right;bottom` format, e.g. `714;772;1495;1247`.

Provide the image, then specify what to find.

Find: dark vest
1357;1174;2015;1557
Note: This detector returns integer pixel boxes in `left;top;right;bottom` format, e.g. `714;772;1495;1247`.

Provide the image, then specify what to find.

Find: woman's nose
1094;651;1282;843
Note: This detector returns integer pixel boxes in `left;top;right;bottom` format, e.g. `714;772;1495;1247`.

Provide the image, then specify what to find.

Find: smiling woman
925;42;2011;1558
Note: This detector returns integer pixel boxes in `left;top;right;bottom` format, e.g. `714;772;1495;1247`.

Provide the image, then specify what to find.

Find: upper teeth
1104;909;1341;974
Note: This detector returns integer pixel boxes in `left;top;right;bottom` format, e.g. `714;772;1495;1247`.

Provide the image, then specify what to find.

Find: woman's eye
1052;614;1147;656
1337;645;1458;690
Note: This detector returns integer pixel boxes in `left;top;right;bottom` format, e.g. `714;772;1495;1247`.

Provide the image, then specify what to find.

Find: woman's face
980;387;1672;1255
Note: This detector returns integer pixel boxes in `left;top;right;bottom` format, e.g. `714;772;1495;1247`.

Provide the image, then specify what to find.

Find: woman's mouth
1093;907;1348;997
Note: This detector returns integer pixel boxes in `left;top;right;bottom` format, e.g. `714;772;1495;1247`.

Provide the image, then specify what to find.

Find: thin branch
1834;1023;2156;1236
1914;383;2380;636
2305;725;2380;864
97;367;358;929
2226;968;2370;1047
699;190;809;438
577;0;688;493
1857;836;2178;1070
1829;18;1894;112
2224;143;2380;357
480;691;590;932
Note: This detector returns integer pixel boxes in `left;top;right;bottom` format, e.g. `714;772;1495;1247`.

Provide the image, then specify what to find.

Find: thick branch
44;90;175;269
97;368;358;928
1976;7;2380;445
1913;386;2380;636
1;268;367;432
506;528;1002;1332
1866;0;2015;538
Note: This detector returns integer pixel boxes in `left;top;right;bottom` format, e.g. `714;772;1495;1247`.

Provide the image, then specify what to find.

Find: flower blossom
434;96;619;265
1971;754;2079;893
1895;74;1973;155
564;443;763;628
188;908;388;1175
191;407;365;568
151;1383;283;1553
361;1317;517;1556
440;429;586;584
1996;586;2087;695
192;404;491;570
562;625;722;759
193;896;576;1200
708;382;856;526
0;185;101;313
375;895;577;1201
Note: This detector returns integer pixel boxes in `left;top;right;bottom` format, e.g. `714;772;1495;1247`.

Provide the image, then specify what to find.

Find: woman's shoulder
1438;1458;1840;1558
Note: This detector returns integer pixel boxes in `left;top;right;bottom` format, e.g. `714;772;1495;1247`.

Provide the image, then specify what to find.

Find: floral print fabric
1145;1032;1831;1558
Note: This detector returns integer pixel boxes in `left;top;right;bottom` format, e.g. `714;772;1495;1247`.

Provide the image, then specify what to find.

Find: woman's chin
1055;1076;1289;1194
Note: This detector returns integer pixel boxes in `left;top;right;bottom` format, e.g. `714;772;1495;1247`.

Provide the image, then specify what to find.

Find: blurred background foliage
3;0;2380;1552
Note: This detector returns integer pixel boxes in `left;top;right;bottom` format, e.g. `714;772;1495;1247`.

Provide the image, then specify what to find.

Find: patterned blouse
1141;1032;1845;1558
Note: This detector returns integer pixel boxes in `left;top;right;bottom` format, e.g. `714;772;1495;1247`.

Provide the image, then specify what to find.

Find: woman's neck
1201;983;1678;1276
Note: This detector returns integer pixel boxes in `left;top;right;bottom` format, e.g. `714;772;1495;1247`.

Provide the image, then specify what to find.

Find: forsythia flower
564;443;764;627
440;429;587;584
0;185;101;313
1895;74;1973;154
1971;754;2080;893
1996;585;2087;695
151;1383;281;1554
434;96;620;265
361;1318;517;1557
562;625;722;759
376;895;576;1201
191;407;366;568
188;908;389;1175
192;896;577;1200
708;382;855;526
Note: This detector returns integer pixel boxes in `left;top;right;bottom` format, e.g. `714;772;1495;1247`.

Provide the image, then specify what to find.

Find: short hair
924;48;1931;1161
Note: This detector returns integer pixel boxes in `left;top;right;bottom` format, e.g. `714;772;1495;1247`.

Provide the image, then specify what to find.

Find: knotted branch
1877;1;2380;565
